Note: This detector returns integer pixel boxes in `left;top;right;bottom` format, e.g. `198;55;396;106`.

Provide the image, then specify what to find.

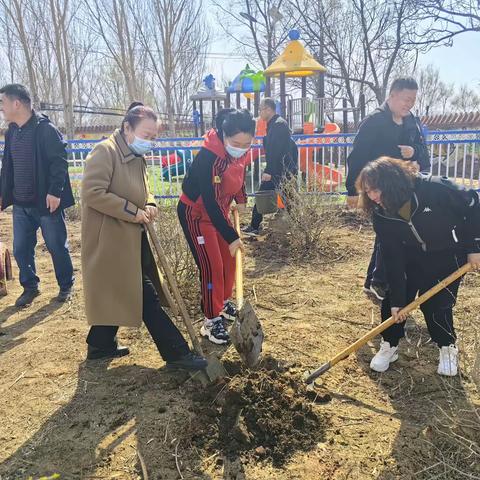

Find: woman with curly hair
356;157;480;376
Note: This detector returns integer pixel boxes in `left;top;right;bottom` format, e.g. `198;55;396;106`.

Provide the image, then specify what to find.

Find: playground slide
161;150;191;179
301;161;343;192
297;123;343;192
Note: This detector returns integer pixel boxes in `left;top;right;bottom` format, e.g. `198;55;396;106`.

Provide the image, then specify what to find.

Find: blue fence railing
1;130;479;199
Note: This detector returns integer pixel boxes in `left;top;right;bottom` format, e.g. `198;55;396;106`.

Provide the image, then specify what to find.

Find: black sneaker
15;288;40;308
369;282;387;301
166;351;208;371
87;345;130;360
221;300;237;322
56;287;73;303
241;225;260;237
200;317;230;345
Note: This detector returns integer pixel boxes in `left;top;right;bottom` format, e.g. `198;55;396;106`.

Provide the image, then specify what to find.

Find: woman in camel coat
81;103;206;371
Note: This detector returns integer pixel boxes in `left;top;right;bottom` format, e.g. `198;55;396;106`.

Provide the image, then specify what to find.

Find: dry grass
151;206;200;315
2;197;479;479
262;179;358;264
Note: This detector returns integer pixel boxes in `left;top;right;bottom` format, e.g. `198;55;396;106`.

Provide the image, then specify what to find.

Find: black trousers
87;275;190;362
381;249;466;347
365;236;387;288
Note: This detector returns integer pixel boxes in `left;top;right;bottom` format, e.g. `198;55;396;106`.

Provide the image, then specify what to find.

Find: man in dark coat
243;98;297;236
0;84;75;307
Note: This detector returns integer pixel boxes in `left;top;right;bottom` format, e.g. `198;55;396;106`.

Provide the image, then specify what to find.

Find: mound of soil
191;357;330;467
335;208;372;228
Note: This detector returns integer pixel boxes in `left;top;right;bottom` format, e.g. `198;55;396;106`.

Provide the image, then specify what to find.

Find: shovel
305;263;472;384
230;209;264;368
0;243;12;297
146;223;227;383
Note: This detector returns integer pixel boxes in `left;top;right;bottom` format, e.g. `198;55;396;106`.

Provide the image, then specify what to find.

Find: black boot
15;288;40;308
166;351;208;371
87;344;130;360
56;287;73;303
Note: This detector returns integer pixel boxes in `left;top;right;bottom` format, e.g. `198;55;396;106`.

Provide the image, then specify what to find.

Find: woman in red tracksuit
177;109;255;344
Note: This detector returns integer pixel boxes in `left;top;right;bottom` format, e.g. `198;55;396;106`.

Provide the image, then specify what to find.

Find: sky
207;32;480;91
419;32;480;88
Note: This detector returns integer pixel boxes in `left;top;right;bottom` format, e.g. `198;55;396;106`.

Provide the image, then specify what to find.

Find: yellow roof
265;38;326;77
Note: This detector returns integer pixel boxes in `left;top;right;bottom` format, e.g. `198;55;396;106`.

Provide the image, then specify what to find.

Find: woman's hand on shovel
468;253;480;271
135;208;151;224
145;205;159;221
229;238;244;257
391;307;408;324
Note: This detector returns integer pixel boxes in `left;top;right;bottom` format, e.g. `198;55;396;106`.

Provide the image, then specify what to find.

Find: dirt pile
335;208;372;228
191;357;330;467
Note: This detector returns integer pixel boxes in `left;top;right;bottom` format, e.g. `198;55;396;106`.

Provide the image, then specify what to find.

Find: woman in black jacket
356;157;480;376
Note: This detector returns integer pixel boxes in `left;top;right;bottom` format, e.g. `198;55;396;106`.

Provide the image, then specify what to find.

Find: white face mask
129;136;154;155
225;143;249;158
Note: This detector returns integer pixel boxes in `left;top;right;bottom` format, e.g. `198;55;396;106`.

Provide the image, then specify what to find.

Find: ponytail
121;102;157;133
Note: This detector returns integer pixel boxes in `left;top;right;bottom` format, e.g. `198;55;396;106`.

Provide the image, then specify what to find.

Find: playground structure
297;123;343;192
192;30;360;135
190;74;226;138
226;64;266;118
187;30;350;191
263;29;327;133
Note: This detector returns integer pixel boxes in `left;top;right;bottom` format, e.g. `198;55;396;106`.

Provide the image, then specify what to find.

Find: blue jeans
13;205;74;291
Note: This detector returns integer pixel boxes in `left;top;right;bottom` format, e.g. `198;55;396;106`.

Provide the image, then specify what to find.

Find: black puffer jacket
373;175;480;307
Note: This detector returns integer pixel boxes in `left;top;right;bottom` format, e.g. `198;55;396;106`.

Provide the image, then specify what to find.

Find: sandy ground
0;208;479;480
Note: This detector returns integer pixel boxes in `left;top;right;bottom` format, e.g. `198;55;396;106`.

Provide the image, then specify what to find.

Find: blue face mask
129;136;154;155
225;142;249;158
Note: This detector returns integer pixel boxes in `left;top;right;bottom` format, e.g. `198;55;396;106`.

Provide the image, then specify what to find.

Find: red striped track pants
177;201;235;319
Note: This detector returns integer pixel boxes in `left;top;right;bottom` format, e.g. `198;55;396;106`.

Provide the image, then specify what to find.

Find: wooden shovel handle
233;209;244;309
306;262;472;383
146;223;204;356
0;244;7;296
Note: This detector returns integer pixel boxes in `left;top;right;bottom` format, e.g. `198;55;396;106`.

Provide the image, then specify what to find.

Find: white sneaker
200;317;230;345
370;340;399;372
437;344;458;377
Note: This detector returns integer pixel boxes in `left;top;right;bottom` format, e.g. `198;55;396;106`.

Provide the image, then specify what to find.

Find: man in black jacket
243;98;297;236
0;84;75;307
346;77;430;300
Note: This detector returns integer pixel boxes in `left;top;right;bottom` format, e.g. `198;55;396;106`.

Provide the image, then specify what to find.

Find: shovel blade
205;354;228;382
187;353;227;385
230;300;264;368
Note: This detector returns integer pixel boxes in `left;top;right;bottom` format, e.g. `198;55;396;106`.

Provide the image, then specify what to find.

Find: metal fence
1;130;479;200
